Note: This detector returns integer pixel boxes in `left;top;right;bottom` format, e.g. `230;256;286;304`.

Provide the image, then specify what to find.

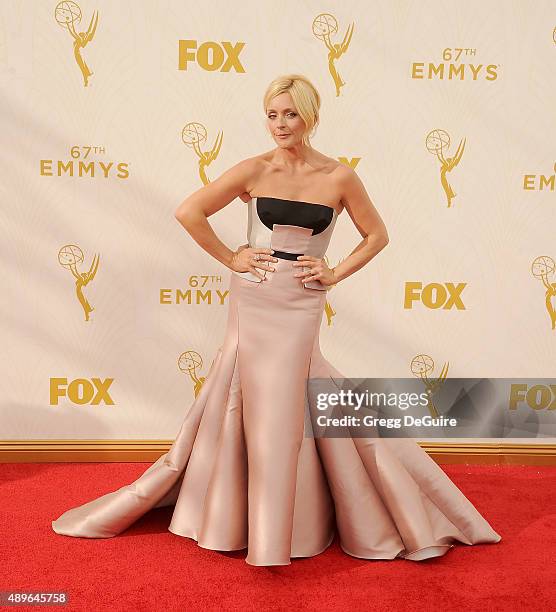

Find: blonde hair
263;74;321;146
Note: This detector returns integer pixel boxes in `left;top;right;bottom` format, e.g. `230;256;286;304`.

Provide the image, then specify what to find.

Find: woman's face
266;92;306;147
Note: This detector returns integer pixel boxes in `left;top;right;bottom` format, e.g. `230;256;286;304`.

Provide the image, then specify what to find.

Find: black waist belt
272;250;304;261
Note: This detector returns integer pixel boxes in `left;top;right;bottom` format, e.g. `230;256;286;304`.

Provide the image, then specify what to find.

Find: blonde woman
52;74;501;566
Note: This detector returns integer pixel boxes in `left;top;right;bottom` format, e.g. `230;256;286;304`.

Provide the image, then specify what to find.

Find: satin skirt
51;255;502;565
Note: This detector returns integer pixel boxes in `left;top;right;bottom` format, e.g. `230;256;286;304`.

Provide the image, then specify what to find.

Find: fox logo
178;40;246;72
50;377;115;405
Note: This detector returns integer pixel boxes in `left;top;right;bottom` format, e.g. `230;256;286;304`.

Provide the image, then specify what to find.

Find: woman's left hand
292;256;336;287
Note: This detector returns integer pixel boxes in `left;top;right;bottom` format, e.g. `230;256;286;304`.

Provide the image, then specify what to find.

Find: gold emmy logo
312;14;354;97
523;162;556;191
531;255;556;330
509;384;556;410
58;244;100;321
161;275;228;306
410;354;449;418
553;26;556;45
50;377;114;405
40;145;130;179
178;350;207;398
411;48;498;81
182;122;222;185
425;129;466;208
54;2;99;87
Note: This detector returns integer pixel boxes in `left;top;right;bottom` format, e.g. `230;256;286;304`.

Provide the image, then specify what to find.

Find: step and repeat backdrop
1;1;554;442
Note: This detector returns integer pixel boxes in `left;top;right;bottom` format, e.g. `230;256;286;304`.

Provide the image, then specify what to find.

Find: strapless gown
51;196;502;565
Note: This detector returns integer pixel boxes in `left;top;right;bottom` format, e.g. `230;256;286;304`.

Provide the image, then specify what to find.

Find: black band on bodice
256;197;334;236
272;250;304;261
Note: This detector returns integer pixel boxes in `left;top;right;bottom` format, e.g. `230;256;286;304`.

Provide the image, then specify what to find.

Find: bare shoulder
330;162;381;221
324;159;355;212
246;150;278;172
233;154;267;183
333;162;368;204
332;161;358;185
305;153;349;213
218;155;265;196
327;163;388;241
311;151;342;173
229;154;265;178
219;154;266;202
175;155;266;218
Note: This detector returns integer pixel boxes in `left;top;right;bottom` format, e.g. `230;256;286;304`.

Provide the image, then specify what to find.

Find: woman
52;74;501;566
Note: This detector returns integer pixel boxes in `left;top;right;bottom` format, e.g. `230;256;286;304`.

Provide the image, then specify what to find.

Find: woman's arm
332;165;389;284
174;158;259;269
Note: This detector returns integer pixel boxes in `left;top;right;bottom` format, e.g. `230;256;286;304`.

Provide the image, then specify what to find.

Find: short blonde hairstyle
263;74;321;146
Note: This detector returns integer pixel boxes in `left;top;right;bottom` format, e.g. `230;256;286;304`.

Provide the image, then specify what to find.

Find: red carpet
1;462;554;611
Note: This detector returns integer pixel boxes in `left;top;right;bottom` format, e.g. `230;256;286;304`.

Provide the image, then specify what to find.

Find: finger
253;253;278;262
254;262;274;272
251;255;274;265
249;266;266;280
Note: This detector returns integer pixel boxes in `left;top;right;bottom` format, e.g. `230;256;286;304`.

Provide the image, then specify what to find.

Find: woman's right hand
230;244;278;280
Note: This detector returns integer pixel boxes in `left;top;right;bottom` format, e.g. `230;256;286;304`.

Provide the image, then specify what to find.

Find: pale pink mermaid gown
52;196;502;565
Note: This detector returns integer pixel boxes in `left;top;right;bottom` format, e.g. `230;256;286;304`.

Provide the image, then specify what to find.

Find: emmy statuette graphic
426;129;466;208
531;255;556;330
54;1;99;87
58;244;100;322
178;350;207;398
411;353;449;418
182;122;223;185
312;14;354;97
